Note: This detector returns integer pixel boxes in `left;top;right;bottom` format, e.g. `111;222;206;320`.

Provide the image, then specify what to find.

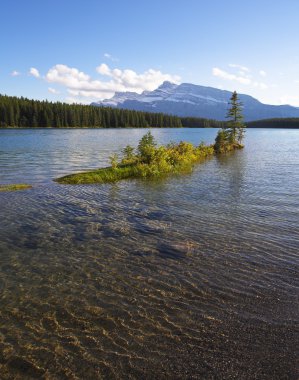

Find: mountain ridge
92;81;299;121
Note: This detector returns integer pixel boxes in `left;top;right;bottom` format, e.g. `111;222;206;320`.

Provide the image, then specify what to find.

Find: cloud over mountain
45;63;180;101
212;65;268;90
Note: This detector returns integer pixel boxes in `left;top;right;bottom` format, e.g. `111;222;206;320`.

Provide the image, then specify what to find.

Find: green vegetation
0;94;182;128
56;131;214;184
214;91;245;153
0;93;226;129
56;91;246;185
1;93;299;130
0;184;32;192
180;117;226;129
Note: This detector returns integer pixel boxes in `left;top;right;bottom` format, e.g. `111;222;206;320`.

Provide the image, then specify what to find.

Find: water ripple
0;129;298;378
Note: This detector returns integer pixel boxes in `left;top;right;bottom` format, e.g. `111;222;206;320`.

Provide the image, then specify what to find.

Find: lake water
0;128;298;379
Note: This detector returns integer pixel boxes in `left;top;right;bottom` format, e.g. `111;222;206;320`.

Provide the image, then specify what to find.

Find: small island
0;184;32;192
56;132;215;184
56;92;245;185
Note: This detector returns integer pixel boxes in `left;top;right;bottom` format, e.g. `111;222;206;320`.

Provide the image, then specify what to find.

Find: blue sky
2;0;299;106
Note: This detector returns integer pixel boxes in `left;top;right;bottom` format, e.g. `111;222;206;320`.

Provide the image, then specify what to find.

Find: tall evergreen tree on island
226;91;246;143
214;91;246;153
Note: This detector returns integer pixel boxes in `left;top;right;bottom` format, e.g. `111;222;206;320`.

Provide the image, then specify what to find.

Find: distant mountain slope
92;81;299;121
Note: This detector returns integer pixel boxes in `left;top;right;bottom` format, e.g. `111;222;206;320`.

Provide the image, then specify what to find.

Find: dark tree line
1;94;298;129
247;118;299;128
0;94;183;128
180;117;226;128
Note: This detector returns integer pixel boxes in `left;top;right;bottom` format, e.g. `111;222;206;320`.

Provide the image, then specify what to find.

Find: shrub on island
56;91;246;185
56;132;214;184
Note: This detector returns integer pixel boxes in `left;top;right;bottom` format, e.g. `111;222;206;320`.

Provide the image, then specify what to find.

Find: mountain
92;81;299;121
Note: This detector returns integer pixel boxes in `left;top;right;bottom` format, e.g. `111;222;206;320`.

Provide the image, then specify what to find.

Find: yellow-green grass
55;164;141;185
0;184;32;192
55;142;215;185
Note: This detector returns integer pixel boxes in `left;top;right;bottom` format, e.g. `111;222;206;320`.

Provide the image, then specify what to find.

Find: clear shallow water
0;128;298;379
0;128;218;185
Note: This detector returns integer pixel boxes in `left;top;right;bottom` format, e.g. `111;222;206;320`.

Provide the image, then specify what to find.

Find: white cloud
46;63;180;100
104;53;118;62
212;67;251;85
259;70;267;77
48;87;60;94
29;67;40;78
96;63;181;91
97;63;111;76
65;97;91;105
213;66;268;90
253;81;268;90
279;95;299;107
11;70;20;76
229;63;250;72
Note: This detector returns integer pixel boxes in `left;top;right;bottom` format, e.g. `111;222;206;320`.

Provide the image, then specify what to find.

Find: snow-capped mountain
92;81;299;121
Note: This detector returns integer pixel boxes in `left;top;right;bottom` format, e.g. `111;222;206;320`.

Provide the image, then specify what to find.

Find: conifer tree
0;94;184;129
138;131;157;163
225;91;246;143
214;129;228;153
214;91;246;153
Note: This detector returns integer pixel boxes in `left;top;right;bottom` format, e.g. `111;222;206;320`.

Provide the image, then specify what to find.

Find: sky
1;0;299;106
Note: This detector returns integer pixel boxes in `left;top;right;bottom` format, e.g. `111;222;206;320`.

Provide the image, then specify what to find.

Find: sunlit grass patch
0;184;32;192
55;132;215;185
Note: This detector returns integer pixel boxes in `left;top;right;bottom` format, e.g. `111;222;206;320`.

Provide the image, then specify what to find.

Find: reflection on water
0;128;298;379
0;128;218;185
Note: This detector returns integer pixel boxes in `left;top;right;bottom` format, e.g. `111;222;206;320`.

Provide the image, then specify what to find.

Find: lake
0;128;298;379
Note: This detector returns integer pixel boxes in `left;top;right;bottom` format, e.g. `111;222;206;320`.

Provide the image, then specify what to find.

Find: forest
0;94;182;128
1;94;298;129
246;118;299;128
0;94;227;129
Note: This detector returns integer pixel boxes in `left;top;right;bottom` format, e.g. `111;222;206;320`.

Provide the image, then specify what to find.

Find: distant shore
1;124;299;129
1;94;299;129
